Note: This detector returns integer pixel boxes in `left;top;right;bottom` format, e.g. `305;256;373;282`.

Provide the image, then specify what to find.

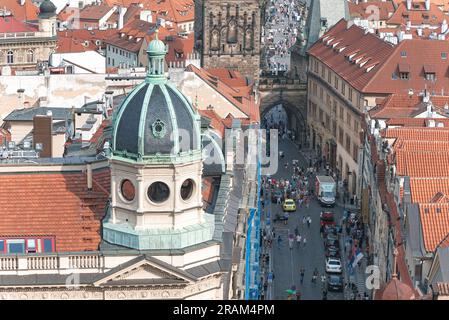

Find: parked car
282;199;297;212
320;211;336;227
325;258;342;274
323;225;338;236
325;247;341;259
325;238;339;250
271;190;284;203
327;275;344;292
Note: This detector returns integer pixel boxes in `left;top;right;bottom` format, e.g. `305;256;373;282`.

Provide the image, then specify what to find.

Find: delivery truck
315;176;336;207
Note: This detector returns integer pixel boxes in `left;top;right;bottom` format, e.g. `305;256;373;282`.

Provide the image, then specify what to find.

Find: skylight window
442;52;447;60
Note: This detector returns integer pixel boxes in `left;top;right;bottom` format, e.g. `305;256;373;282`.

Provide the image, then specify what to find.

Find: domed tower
38;0;57;37
102;32;214;250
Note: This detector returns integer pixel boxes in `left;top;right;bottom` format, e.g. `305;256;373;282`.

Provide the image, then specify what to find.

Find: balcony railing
0;253;104;272
0;32;36;39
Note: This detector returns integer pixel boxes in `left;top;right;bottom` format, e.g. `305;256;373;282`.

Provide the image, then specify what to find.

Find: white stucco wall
0;74;108;125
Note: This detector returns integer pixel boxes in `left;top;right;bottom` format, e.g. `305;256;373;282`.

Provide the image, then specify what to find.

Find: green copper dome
111;29;201;164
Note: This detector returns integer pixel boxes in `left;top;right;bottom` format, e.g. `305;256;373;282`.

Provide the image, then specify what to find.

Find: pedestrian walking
296;234;301;248
300;267;305;284
277;235;282;249
302;216;307;226
294;226;299;236
307;215;312;229
303;236;307;247
312;267;319;284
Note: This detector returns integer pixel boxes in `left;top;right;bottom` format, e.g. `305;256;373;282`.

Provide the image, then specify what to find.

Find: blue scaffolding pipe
245;128;263;300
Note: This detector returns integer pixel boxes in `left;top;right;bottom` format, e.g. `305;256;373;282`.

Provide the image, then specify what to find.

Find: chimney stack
118;6;126;30
17;88;24;108
406;0;412;10
19;0;25;6
86;163;93;191
425;0;430;11
33;112;53;158
442;20;448;34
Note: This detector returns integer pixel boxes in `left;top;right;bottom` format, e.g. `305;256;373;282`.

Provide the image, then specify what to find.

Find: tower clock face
148;182;170;203
120;179;135;201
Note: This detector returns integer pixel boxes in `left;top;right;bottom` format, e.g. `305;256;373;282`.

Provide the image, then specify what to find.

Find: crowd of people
263;0;302;75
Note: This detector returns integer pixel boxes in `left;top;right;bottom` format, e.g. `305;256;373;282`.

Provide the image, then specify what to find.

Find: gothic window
210;29;220;51
7;50;13;64
227;19;238;44
244;28;254;50
27;50;34;63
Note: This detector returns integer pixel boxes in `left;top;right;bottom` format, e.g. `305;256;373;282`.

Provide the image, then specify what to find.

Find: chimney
19;0;25;6
417;28;422;37
17;88;24;108
86;162;93;191
425;0;430;11
442;20;448;34
33;112;53;158
407;0;412;10
118;6;127;30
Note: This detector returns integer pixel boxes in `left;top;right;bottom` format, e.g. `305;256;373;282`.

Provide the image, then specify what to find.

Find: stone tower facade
201;0;261;82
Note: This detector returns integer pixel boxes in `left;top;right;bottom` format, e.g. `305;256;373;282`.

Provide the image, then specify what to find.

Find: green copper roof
110;29;202;165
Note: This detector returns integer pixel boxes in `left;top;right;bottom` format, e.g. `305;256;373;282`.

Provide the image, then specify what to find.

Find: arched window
27;50;34;63
7;51;13;64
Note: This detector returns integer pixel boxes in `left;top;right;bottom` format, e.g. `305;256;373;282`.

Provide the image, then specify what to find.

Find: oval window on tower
121;179;135;201
148;181;170;203
180;179;195;201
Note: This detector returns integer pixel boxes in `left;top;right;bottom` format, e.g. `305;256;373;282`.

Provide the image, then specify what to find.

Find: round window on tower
147;181;170;203
120;179;135;202
180;179;195;201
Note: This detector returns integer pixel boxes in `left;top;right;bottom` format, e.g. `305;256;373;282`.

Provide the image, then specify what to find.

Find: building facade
200;0;261;82
0;1;57;74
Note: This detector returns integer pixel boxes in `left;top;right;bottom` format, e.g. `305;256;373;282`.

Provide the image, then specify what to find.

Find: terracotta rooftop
310;20;449;95
388;1;446;26
79;3;113;21
419;203;449;252
308;19;396;92
104;19;156;53
198;109;226;137
386;117;449;127
383;127;449;140
186;64;260;123
1;0;38;21
348;1;395;20
395;150;449;177
410;177;449;203
0;15;37;33
0;169;110;252
56;29;116;53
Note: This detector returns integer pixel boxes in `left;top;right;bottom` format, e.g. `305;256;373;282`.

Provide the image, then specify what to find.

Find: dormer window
401;51;407;57
398;63;410;80
424;65;436;81
442;52;447;60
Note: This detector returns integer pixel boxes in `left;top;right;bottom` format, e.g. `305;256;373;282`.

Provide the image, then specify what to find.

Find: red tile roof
386;118;449;127
79;3;113;21
419;203;449;251
0;169;110;252
310;20;449;95
388;1;446;26
348;1;395;20
56;29;116;53
0;15;37;33
1;0;38;21
410;177;449;203
186;64;260;123
198;109;226;137
364;40;449;94
395;150;449;177
383;127;449;140
307;19;396;92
